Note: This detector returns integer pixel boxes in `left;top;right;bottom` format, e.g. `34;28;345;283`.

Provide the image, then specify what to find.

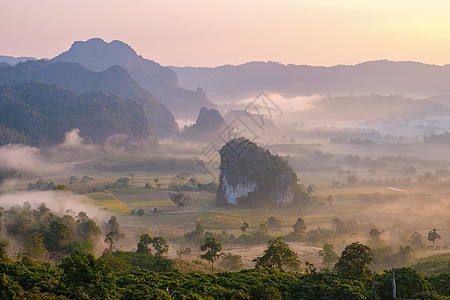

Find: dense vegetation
216;138;311;208
0;253;447;299
0;60;178;137
0;203;447;299
0;81;151;146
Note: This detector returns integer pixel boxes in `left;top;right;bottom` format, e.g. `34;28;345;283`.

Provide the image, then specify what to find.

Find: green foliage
253;238;301;271
218;252;244;272
136;234;153;254
410;253;450;275
0;81;151;146
43;220;72;254
0;168;33;184
104;216;123;251
27;179;55;191
152;236;169;258
60;251;117;299
335;242;373;279
101;250;174;272
428;228;441;249
0;252;446;299
200;236;222;272
319;243;338;270
376;267;435;300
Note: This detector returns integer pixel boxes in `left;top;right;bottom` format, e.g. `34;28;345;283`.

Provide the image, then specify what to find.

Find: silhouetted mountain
0;60;178;138
0;55;37;65
181;107;226;141
53;38;215;119
172;60;450;102
0;62;11;68
0;82;151;146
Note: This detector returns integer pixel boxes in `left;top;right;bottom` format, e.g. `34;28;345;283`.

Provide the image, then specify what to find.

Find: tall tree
318;243;338;270
335;242;373;278
104;216;123;251
253;238;301;271
427;229;441;249
152;236;169;258
43;219;72;254
200;236;222;273
136;234;153;254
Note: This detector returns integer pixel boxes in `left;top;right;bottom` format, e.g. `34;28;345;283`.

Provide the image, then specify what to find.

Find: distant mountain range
53;38;215;119
0;60;178;138
0;81;151;147
172;60;450;102
0;55;37;66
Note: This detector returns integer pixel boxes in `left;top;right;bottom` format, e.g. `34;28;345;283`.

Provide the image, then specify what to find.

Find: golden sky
1;0;450;66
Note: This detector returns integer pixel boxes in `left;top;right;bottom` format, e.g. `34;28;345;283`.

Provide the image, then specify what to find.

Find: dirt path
104;190;134;210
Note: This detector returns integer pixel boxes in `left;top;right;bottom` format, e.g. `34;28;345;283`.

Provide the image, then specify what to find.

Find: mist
0;190;103;220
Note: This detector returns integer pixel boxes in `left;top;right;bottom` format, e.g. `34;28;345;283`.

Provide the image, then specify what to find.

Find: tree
152;236;169;258
267;217;282;231
427;228;441;249
104;216;123;251
318;243;338;270
240;222;249;234
176;247;191;258
292;218;306;234
240;222;249;244
136;234;153;254
77;212;101;242
184;221;205;244
368;228;383;247
218;252;244;271
253;238;301;271
24;233;45;259
408;231;424;249
335;242;373;278
200;236;222;273
43;219;72;254
60;251;116;299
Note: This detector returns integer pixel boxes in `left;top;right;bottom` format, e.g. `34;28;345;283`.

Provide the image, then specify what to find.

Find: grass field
85;192;131;215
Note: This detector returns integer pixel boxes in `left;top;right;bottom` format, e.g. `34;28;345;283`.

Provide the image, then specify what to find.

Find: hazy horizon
2;1;450;67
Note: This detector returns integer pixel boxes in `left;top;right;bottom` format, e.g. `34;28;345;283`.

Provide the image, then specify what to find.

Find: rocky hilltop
53;38;215;119
216;138;310;208
181;106;226;141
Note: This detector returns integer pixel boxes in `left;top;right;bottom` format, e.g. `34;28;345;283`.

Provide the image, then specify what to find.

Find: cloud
55;128;99;152
0;143;49;171
0;190;105;220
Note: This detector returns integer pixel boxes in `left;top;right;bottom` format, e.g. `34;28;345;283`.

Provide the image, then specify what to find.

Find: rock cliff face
216;138;311;207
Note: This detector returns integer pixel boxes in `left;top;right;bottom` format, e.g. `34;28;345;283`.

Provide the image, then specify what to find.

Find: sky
1;0;450;67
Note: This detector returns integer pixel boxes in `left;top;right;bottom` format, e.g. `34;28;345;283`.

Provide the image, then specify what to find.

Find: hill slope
53;38;215;119
0;82;151;146
0;60;178;138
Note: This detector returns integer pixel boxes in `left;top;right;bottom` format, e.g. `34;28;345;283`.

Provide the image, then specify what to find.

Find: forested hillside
0;82;152;146
0;60;178;138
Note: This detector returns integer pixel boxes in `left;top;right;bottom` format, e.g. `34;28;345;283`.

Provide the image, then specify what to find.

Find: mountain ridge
171;60;450;102
53;38;215;119
0;60;178;138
